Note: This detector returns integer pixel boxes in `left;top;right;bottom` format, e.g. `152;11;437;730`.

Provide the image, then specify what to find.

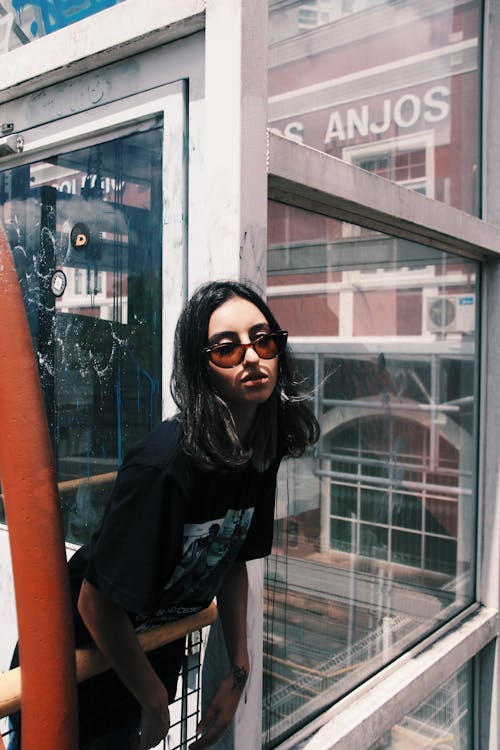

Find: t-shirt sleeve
83;461;186;615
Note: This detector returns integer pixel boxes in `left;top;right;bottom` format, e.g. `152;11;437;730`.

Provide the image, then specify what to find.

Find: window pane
263;202;478;746
360;488;388;524
268;0;481;214
360;524;387;560
392;492;421;531
331;482;357;517
392;530;421;568
425;536;457;576
368;662;472;749
0;128;163;544
330;518;354;551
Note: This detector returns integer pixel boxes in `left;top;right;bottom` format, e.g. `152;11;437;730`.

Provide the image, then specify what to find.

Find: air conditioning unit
425;293;475;334
297;3;339;31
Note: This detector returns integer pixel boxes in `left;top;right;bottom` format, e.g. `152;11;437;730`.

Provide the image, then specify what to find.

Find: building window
268;0;481;213
263;201;478;746
343;132;433;197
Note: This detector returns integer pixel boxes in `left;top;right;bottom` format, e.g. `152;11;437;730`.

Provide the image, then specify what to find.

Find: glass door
0;84;187;545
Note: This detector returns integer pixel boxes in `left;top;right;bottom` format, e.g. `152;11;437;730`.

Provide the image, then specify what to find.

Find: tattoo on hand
232;665;248;691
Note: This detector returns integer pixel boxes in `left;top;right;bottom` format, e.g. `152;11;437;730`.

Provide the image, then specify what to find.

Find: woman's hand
189;561;250;748
78;581;172;749
189;665;248;749
136;699;171;750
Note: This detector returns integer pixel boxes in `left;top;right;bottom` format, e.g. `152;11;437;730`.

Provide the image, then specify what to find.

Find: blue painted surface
10;0;123;39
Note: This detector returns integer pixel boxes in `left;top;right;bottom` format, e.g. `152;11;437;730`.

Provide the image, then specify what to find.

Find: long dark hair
170;280;319;470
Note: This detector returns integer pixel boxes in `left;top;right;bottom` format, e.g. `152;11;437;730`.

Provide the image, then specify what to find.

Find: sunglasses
204;330;288;369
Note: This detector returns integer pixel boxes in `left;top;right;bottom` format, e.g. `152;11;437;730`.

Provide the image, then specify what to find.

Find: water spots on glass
0;127;163;543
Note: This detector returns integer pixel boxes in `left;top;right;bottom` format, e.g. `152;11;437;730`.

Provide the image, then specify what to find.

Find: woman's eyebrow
206;330;239;346
206;322;270;346
249;322;270;336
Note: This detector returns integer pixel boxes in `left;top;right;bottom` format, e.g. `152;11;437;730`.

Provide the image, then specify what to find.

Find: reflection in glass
0;127;163;544
263;202;478;746
368;662;472;749
268;0;481;214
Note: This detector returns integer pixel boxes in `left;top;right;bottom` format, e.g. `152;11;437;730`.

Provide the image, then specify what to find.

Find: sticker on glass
71;223;90;250
50;269;67;297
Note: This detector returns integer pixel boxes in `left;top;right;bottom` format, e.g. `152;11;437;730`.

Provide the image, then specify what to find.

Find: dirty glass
268;0;481;214
262;201;478;747
0;126;163;544
368;662;472;749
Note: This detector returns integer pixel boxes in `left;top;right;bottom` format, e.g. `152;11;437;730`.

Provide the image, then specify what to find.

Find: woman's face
206;296;279;419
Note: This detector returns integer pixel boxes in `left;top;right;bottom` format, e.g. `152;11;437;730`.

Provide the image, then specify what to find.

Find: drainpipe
0;224;78;749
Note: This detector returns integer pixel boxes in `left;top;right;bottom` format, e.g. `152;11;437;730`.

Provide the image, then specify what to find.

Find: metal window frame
201;4;270;747
267;129;500;749
268;131;500;261
282;607;499;750
0;80;190;419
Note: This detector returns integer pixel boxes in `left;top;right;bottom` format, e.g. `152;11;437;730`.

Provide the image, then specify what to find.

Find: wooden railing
0;471;118;512
57;472;117;495
0;602;217;721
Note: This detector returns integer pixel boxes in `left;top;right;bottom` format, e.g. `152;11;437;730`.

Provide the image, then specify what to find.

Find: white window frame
0;81;189;418
342;130;436;199
267;130;500;749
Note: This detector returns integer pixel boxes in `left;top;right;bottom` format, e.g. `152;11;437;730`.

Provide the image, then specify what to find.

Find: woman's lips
242;371;267;384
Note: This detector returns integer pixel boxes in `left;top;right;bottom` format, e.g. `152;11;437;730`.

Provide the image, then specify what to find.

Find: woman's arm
78;579;170;750
190;561;249;750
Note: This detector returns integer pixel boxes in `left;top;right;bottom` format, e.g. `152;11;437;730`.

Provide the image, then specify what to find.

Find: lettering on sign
272;85;450;146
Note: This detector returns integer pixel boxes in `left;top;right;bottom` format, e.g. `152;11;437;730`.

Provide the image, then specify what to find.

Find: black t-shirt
69;418;281;643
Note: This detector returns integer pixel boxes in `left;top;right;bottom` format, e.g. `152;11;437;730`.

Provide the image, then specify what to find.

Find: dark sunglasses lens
254;332;285;359
209;343;243;367
208;331;287;367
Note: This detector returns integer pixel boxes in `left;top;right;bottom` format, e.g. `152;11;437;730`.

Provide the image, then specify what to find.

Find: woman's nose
243;343;260;364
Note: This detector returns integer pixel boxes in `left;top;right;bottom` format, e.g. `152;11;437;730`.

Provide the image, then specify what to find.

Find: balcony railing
0;602;217;750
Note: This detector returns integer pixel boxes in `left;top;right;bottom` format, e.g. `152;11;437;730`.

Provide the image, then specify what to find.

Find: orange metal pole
0;224;78;748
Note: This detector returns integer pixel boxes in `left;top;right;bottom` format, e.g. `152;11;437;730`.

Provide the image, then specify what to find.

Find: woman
13;280;319;749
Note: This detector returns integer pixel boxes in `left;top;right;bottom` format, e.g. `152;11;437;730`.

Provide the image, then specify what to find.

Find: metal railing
0;602;217;750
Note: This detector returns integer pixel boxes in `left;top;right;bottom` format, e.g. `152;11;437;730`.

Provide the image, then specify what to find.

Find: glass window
0;127;163;544
263;201;478;746
368;662;473;749
268;0;481;214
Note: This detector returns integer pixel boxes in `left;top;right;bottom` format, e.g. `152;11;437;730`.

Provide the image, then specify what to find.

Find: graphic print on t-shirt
133;507;254;630
165;507;254;597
